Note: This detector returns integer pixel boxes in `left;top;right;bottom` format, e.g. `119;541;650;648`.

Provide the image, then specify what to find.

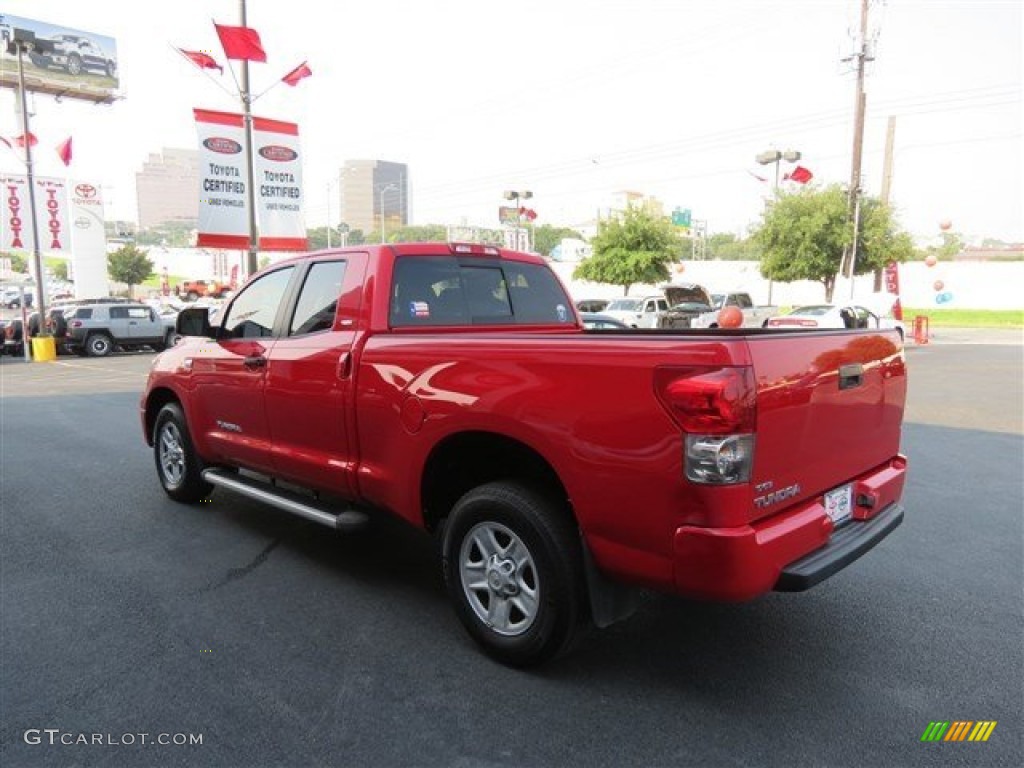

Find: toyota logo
76;184;97;198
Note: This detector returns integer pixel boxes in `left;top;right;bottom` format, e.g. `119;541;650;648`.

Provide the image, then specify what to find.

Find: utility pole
12;36;47;340
875;115;897;291
842;0;873;294
239;0;259;278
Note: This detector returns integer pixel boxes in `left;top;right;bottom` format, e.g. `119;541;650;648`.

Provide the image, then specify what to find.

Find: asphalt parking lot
1;332;1021;767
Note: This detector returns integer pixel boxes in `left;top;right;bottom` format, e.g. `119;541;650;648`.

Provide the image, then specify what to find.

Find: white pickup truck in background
691;291;778;329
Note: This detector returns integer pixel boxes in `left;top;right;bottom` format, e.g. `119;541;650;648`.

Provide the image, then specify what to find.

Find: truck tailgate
747;330;906;523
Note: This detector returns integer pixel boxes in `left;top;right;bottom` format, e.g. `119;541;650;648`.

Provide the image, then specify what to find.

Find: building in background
339;159;409;235
135;148;199;229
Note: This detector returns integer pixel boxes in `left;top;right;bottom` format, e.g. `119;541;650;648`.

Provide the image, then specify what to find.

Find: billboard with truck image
0;13;118;104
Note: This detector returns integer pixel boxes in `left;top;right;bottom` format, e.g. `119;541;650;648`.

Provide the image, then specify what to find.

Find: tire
106;60;116;78
153;402;213;503
85;333;114;357
66;54;82;76
443;481;586;667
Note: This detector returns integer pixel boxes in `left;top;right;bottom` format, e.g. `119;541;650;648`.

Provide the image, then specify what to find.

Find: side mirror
176;307;213;337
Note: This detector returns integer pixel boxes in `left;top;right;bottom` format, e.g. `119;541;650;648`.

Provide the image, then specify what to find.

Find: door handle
839;363;863;390
243;355;267;369
337;351;352;379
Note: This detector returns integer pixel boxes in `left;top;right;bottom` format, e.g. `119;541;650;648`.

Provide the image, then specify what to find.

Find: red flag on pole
784;166;813;184
1;132;38;148
179;48;223;73
56;136;73;166
214;23;267;62
281;61;312;87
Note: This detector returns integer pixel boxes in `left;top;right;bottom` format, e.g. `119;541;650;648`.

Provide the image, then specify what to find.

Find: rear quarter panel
354;331;751;586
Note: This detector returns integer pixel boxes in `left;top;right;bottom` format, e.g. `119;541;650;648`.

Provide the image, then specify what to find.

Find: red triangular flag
282;61;312;86
56;136;73;166
8;132;38;148
214;23;267;62
785;166;813;184
179;48;223;73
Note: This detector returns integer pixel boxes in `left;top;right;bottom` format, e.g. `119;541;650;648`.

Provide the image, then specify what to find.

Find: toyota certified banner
0;174;70;254
194;108;307;252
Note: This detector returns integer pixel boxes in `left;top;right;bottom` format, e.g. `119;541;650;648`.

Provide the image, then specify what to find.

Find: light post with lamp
755;149;801;305
503;189;533;251
379;183;398;243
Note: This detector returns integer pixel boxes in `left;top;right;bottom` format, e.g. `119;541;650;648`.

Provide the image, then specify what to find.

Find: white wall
552;259;1024;310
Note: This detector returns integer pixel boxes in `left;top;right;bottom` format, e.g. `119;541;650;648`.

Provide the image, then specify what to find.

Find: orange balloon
933;280;944;291
939;219;952;231
718;306;743;328
925;255;938;267
674;263;686;274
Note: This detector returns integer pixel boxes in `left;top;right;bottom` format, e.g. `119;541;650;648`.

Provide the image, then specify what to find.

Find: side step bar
202;469;369;532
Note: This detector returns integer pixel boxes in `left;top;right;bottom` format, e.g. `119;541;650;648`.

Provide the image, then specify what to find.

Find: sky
0;0;1021;246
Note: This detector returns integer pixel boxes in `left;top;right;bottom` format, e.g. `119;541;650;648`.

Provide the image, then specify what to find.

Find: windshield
791;305;834;316
606;298;641;312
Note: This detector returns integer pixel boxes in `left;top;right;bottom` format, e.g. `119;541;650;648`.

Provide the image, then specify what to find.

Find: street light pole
756;149;800;305
503;189;533;251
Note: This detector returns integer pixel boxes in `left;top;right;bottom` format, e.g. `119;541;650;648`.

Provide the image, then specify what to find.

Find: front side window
289;261;347;336
221;267;294;339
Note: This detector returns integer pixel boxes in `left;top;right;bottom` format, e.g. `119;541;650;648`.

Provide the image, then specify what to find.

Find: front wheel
153;402;212;503
66;54;82;76
443;482;586;667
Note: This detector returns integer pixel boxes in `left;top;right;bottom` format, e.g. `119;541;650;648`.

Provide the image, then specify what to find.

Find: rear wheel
66;54;82;75
153;402;212;503
85;333;113;357
443;481;586;667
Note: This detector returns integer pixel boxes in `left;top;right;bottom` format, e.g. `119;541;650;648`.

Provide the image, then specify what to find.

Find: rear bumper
775;504;903;591
672;457;906;601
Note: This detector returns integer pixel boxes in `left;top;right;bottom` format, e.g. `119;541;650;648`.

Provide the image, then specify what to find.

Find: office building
339;159;409;235
135;148;200;229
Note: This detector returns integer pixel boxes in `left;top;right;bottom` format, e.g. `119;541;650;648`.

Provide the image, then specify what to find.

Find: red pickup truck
141;242;907;666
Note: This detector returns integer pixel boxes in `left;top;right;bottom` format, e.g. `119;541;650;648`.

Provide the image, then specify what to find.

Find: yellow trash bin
31;336;57;362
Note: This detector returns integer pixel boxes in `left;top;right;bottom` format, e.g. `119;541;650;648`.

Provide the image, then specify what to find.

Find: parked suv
65;303;178;357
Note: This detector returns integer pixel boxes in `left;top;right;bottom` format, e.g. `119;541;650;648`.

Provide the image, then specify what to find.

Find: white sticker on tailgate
824;484;853;527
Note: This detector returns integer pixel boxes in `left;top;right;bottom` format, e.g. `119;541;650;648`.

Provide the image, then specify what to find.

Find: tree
755;185;913;301
706;232;762;261
107;244;154;298
573;206;682;295
45;258;69;282
532;225;584;258
2;251;28;273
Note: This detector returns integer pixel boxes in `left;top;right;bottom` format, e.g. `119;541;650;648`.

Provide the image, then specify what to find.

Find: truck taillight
71;320;82;328
654;366;756;434
655;366;756;485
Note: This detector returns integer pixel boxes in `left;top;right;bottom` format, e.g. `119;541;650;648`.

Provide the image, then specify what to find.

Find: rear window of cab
390;256;575;327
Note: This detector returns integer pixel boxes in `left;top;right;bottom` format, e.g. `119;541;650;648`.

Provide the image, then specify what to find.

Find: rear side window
391;256;572;327
109;306;128;319
289;260;347;336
